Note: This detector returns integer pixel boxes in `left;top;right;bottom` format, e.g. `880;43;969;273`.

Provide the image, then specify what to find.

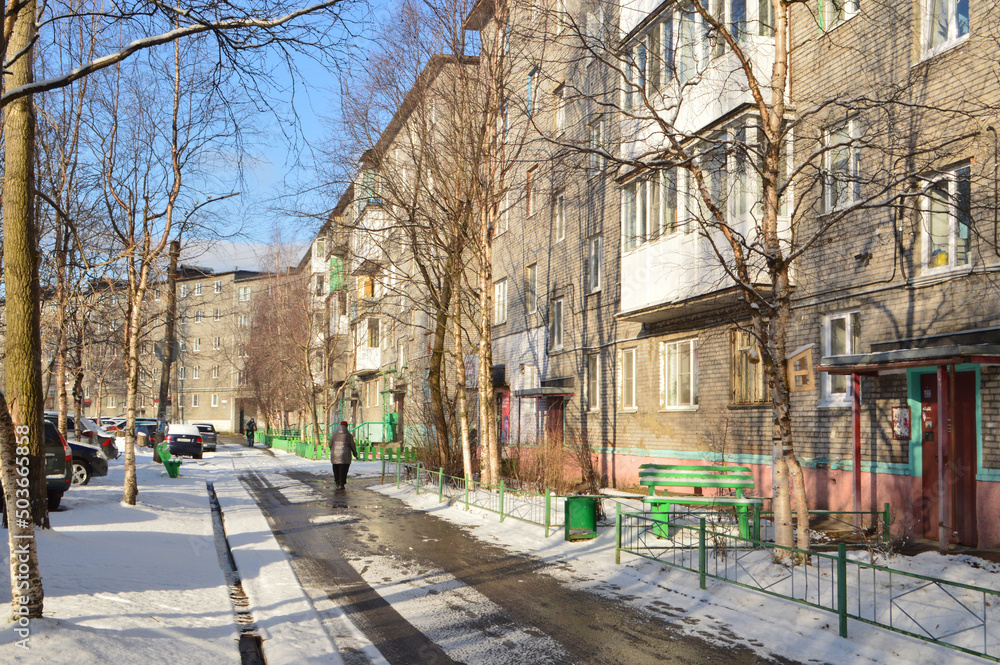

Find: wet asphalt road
241;469;805;665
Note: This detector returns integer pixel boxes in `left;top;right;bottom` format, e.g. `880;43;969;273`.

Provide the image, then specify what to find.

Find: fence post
544;489;551;537
882;502;891;545
465;474;470;511
615;502;622;565
438;467;444;503
698;518;707;590
752;504;761;544
381;457;385;485
396;459;401;489
499;480;505;523
415;466;420;495
837;543;848;638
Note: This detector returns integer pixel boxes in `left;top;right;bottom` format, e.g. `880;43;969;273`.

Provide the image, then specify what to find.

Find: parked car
192;423;217;452
164;423;203;459
44;412;118;459
44;421;73;510
67;438;108;486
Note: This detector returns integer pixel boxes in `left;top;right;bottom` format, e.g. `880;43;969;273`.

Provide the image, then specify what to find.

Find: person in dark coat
329;421;358;490
245;418;257;447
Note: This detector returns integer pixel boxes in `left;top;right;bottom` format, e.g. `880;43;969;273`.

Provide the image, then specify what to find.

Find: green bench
638;464;762;539
156;442;182;478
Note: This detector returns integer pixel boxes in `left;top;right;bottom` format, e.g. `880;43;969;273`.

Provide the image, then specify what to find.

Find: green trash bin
564;496;598;541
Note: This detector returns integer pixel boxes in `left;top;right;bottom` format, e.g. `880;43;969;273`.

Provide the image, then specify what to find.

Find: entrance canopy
819;344;1000;375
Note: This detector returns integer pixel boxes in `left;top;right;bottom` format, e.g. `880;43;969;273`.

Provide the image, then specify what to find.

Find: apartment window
238;286;251;301
213;336;221;350
212;365;220;379
493;279;508;325
359;275;374;298
620;348;637;411
194;310;202;323
550;193;564;243
526;167;538;217
214;280;222;293
759;0;775;36
658;168;680;234
496;192;510;236
154;288;161;300
678;10;698;86
108;395;116;408
179;366;186;380
397;338;407;370
923;164;972;270
193;338;201;352
731;329;767;404
555;85;567;135
586;236;602;293
191;394;200;407
820;0;860;30
623;180;652;251
181;285;189;298
589;117;604;172
212;394;219;408
238;343;248;358
550;297;564;349
584;353;601;412
316;275;325;296
192;366;200;380
822;312;860;402
824;119;860;212
237;370;246;385
661;339;699;408
367;318;379;348
239;314;249;328
527;66;539;117
647;23;661;92
314;237;326;258
525;264;537;314
924;0;968;55
195;283;202;296
214;308;222;320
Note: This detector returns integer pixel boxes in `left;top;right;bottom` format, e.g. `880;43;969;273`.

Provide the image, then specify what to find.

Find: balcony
349;297;380;323
356;345;381;372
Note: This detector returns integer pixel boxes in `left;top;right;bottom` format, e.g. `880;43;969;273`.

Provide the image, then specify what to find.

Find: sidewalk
0;446;343;664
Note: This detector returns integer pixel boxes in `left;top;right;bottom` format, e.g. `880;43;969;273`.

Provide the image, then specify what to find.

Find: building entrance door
920;371;977;545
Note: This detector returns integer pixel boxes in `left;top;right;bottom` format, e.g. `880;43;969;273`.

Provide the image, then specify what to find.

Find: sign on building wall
891;405;911;440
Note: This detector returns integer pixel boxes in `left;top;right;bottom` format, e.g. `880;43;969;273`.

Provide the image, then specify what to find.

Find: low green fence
261;433;415;463
616;509;1000;662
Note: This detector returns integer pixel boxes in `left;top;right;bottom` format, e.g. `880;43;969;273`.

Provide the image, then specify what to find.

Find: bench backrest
157;442;173;464
638;464;755;497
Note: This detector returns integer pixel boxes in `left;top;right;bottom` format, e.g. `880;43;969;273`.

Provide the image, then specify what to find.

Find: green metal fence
616;509;1000;661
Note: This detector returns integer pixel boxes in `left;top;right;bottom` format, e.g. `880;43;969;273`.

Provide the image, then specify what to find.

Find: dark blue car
67;439;109;486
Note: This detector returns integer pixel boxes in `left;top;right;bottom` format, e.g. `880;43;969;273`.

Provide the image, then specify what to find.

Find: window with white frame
180;284;189;298
212;394;219;407
214;280;222;293
108;395;116;408
237;370;246;385
193;338;201;352
192;365;200;380
731;329;767;404
493;279;508;325
555;84;567;135
525;264;537;314
526;66;539;117
660;339;699;408
526;167;538;217
314;237;326;258
214;308;222;320
497;192;510;236
585;352;601;412
192;394;200;407
367;318;380;348
820;0;859;32
213;336;221;350
212;364;220;379
589;116;604;172
195;283;202;296
824;118;861;212
759;0;776;36
586;236;602;293
554;191;566;241
397;338;407;370
922;164;971;270
550;297;564;349
195;310;203;323
822;311;860;402
179;366;186;380
620;348;637;410
239;314;249;328
923;0;969;56
622;181;642;251
238;286;251;301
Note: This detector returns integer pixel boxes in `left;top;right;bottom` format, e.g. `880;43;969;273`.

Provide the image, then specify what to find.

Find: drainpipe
852;373;862;531
937;365;950;552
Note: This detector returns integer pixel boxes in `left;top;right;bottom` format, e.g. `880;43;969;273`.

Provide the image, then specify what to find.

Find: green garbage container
564;496;598;541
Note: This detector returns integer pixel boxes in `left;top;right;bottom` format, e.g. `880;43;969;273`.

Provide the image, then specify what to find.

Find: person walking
329;421;358;490
245;418;257;447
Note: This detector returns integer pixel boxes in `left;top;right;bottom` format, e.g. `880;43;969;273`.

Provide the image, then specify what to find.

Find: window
367;318;379;348
525;264;537;314
647;24;661;92
397;338;407;370
555;85;567;135
314;237;326;258
359;275;374;298
212;365;220;379
181;285;189;298
922;164;971;270
238;286;251;301
660;339;699;408
193;338;201;352
586;236;602;293
316;275;325;296
108;395;116;408
154;288;161;300
237;370;246;385
527;66;539;117
759;0;775;36
824;119;860;212
179;366;186;380
496;192;510;236
822;312;860;402
584;353;601;412
731;329;767;404
214;280;222;293
194;310;202;323
493;279;508;325
924;0;968;55
554;192;566;242
195;283;202;296
213;336;221;350
556;0;567;35
678;10;698;86
550;297;564;349
212;394;219;407
214;308;222;320
620;348;637;410
192;366;200;380
191;394;200;407
238;343;248;358
622;180;652;251
589;116;604;172
526;167;537;217
239;314;249;328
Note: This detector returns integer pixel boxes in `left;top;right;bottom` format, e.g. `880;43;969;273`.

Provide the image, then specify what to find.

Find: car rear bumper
168;442;203;457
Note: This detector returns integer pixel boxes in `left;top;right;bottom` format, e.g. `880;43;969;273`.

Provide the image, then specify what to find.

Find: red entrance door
920;371;978;545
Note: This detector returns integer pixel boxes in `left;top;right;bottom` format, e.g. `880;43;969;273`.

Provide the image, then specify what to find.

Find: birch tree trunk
453;294;472;480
